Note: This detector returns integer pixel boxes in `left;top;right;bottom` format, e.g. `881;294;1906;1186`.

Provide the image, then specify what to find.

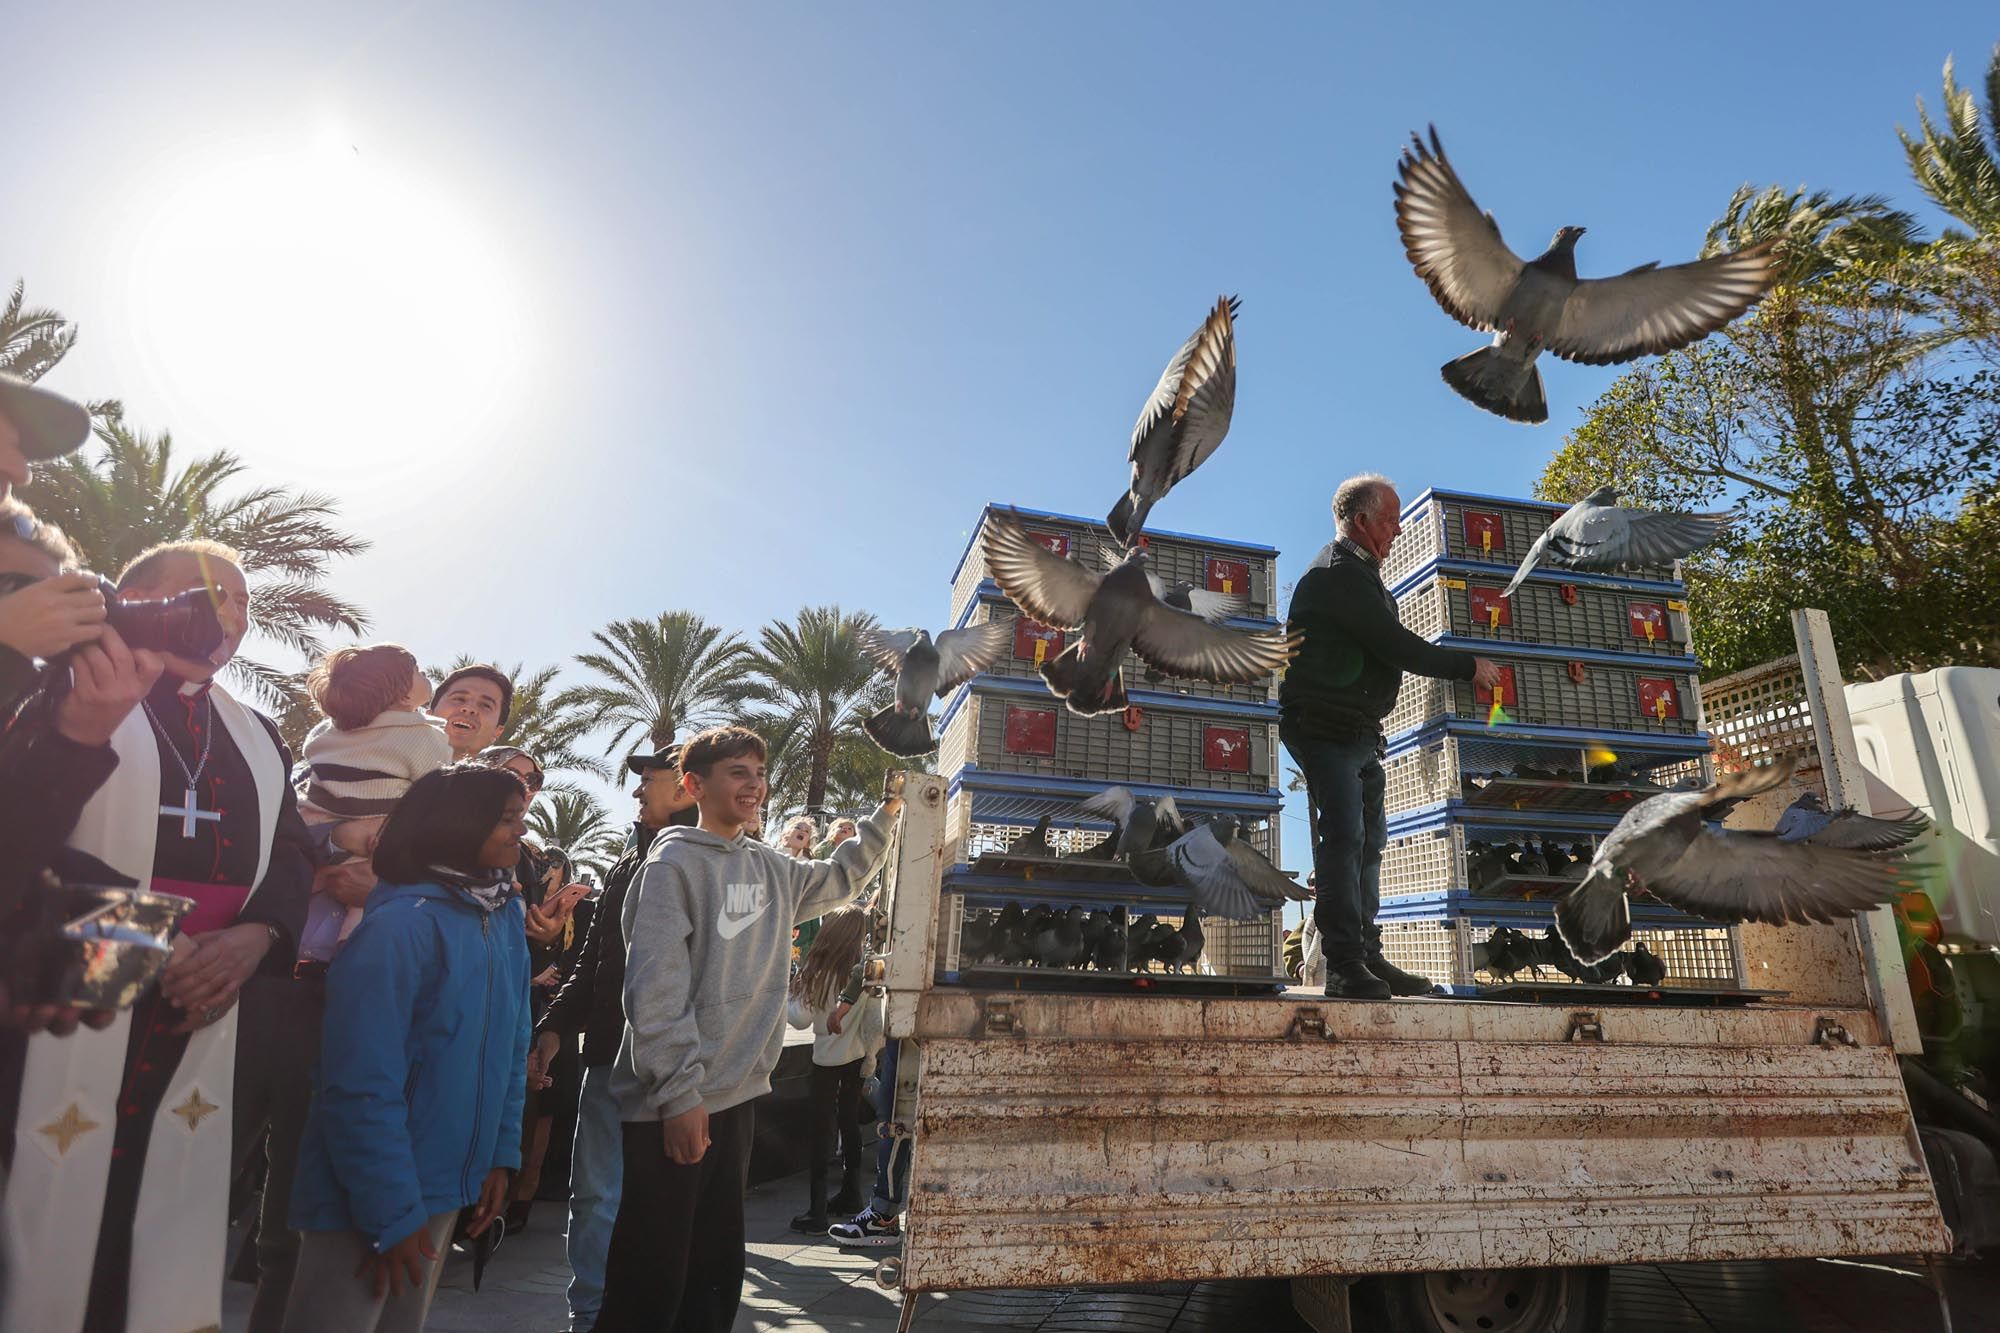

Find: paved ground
223;1168;2000;1332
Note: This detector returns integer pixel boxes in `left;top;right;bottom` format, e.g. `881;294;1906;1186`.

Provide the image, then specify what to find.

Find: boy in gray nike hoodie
596;725;901;1332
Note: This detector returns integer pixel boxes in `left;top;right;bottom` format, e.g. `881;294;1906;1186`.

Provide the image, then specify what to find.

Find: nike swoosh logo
717;904;766;940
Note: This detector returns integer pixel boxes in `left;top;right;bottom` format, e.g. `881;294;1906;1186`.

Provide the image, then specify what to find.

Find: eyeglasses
4;511;35;542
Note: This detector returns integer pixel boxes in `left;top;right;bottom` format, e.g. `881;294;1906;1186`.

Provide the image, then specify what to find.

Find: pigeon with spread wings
1554;757;1922;965
1080;787;1305;922
1107;296;1239;548
1099;548;1250;624
1502;485;1731;596
858;621;1014;755
983;509;1297;715
1395;125;1778;424
1775;791;1931;851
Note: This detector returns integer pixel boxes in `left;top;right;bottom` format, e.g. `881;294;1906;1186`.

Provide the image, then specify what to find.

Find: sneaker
828;1206;901;1247
790;1209;830;1234
1365;955;1436;997
1322;959;1392;1000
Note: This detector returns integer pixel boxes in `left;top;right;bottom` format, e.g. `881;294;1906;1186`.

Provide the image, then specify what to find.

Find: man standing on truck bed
1281;474;1501;999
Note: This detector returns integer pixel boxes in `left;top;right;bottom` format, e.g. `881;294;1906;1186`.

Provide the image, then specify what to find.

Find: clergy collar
149;672;216;711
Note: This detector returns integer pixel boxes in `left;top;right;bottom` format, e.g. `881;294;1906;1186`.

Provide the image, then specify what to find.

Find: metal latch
1567;1012;1605;1043
982;998;1019;1035
1812;1016;1858;1048
1285;1007;1334;1041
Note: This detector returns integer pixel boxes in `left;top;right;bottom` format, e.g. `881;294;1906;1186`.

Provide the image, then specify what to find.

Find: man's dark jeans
1283;731;1387;965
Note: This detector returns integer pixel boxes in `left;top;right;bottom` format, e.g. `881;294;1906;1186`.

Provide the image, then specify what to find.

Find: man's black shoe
1366;955;1436;997
1322;959;1392;1000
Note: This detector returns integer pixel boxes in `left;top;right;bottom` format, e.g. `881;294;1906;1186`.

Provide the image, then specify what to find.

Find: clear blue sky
8;4;1992;859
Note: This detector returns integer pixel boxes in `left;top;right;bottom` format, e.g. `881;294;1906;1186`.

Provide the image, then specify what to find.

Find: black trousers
593;1100;756;1333
808;1058;865;1212
231;972;326;1333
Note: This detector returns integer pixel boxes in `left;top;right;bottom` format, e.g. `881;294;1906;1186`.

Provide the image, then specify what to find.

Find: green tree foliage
552;612;756;765
742;606;884;817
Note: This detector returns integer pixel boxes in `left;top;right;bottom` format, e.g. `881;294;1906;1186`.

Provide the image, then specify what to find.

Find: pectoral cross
161;786;221;839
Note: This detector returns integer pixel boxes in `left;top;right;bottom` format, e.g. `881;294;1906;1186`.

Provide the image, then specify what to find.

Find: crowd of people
0;372;909;1333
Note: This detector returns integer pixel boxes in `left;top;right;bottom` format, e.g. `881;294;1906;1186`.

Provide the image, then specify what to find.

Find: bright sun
111;116;535;491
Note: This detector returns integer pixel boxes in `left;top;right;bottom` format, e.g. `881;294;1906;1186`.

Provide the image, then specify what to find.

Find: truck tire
1354;1266;1609;1333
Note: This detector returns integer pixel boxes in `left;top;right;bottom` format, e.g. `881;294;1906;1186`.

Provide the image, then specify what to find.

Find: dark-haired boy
431;664;511;760
595;725;903;1333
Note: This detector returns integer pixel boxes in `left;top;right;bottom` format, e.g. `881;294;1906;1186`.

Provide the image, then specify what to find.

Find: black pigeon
1774;791;1930;851
983;509;1297;714
1539;841;1571;877
1032;906;1086;969
1394;125;1778;424
1555;756;1923;965
960;908;994;964
1474;925;1535;982
1108;295;1239;547
1092;907;1130;970
1534;928;1621;984
1501;843;1531;876
1624;941;1668;987
858;621;1014;755
1011;816;1055;858
1565;843;1593;875
990;903;1031;966
1128;912;1159;964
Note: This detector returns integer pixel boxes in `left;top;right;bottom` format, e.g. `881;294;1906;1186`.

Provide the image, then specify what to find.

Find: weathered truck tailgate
898;991;1948;1292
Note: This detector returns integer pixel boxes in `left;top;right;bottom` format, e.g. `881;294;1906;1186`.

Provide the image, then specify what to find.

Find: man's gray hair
1332;474;1396;533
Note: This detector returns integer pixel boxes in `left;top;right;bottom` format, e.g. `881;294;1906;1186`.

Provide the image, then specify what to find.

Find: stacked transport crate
1370;488;1749;993
931;503;1291;985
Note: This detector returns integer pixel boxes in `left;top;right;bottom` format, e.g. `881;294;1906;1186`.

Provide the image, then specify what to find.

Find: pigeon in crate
1010;815;1056;858
983;509;1298;714
1107;295;1239;548
1128;912;1160;964
989;903;1031;966
959;908;995;965
1533;927;1622;984
1624;941;1668;987
858;620;1015;755
1538;841;1572;878
1031;906;1087;969
1502;486;1732;597
1142;906;1204;974
1091;907;1130;970
1078;786;1188;887
1554;756;1926;965
1393;125;1778;424
1774;791;1930;851
1473;925;1536;982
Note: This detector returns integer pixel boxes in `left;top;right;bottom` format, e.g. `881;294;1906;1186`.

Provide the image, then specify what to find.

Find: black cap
0;374;91;461
626;744;681;776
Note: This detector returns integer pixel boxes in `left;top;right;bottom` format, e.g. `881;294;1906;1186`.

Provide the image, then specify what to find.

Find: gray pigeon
1554;756;1921;965
1009;815;1055;858
858;620;1014;755
1078;786;1187;887
1395;126;1779;424
1102;551;1251;623
1774;791;1930;851
1502;485;1731;596
1161;815;1311;922
1107;296;1238;548
983;509;1297;714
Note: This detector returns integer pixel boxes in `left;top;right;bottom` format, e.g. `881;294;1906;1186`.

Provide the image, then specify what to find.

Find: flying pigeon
983;509;1297;714
1774;791;1930;851
1554;757;1922;965
1078;786;1187;887
1107;295;1239;548
1501;485;1731;597
1100;551;1251;623
858;620;1014;755
1160;815;1311;922
1394;125;1779;423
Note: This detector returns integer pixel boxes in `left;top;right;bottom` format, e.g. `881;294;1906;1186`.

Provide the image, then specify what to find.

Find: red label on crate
1206;557;1249;598
1627;601;1666;642
1474;665;1516;708
1462;510;1504;557
1638;677;1681;721
1202;725;1251;773
1012;617;1065;663
1002;705;1058;755
1026;528;1069;558
1468;586;1512;629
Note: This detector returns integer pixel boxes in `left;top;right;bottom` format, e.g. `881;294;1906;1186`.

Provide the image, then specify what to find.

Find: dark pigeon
859;621;1014;755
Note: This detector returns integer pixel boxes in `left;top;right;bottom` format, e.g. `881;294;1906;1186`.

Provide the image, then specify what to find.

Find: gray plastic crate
1376;915;1745;990
1385;651;1702;740
939;687;1280;793
1381;490;1679;591
932;884;1286;981
1380;820;1603;900
944;789;1281;868
1399;570;1694;659
1382;732;1708;820
949;506;1278;623
959;594;1277;705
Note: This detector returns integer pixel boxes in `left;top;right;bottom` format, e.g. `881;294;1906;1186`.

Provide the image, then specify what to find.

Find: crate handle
1285;1007;1335;1042
1122;705;1144;732
1560;583;1579;606
1566;1012;1605;1042
1567;661;1587;685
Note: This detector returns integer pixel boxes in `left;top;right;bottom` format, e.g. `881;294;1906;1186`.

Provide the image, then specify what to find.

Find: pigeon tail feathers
1041;644;1126;716
862;704;936;757
1553;871;1633;966
1442;346;1546;425
1107;491;1147;550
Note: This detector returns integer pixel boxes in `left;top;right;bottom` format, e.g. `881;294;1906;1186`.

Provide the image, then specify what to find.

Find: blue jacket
290;880;531;1251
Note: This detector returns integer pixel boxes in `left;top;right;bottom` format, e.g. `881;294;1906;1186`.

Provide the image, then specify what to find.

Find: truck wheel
1355;1266;1608;1333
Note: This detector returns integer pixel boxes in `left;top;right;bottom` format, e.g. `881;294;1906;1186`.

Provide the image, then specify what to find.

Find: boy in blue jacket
285;763;533;1333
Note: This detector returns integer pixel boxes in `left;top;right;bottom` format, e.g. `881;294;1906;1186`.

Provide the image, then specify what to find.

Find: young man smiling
596;725;903;1333
430;664;511;760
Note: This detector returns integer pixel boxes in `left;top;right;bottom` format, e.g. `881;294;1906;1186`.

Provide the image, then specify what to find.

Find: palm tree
527;789;624;879
430;657;609;784
1701;185;1923;283
1900;46;2000;238
744;606;882;817
554;612;755;765
0;280;120;419
23;422;369;711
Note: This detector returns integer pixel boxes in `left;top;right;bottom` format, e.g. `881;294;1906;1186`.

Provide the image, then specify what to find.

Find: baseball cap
0;375;91;461
626;744;682;776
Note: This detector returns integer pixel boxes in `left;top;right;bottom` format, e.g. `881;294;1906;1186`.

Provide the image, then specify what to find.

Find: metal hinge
1567;1012;1605;1043
1286;1007;1335;1042
982;998;1019;1036
1812;1016;1859;1048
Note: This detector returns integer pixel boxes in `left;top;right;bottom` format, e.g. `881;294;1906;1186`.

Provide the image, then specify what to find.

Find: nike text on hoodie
610;803;895;1122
